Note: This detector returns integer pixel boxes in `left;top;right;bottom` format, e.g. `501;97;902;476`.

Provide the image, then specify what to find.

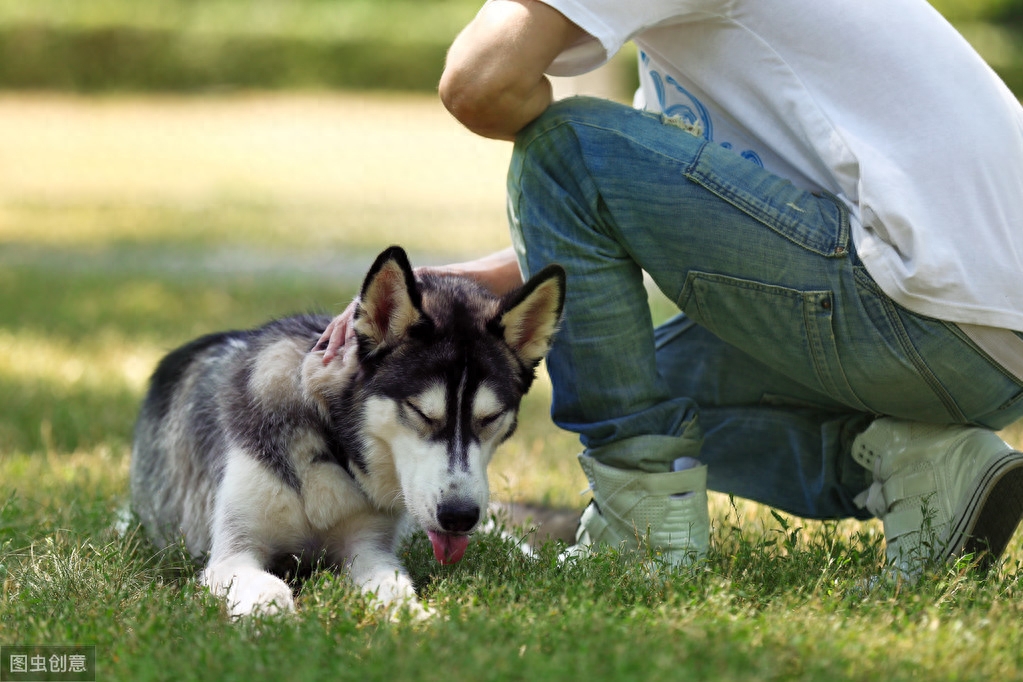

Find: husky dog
130;246;565;617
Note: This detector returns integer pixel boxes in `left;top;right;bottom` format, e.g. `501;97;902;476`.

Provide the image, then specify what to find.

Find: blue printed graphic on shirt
641;51;764;167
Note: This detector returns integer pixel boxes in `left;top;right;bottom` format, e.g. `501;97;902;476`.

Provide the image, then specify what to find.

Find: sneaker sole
946;450;1023;569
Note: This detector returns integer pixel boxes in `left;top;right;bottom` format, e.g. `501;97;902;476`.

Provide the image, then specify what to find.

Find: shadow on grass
0;254;360;456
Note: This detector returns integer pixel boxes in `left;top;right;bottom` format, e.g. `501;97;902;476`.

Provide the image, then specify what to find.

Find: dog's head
310;246;564;565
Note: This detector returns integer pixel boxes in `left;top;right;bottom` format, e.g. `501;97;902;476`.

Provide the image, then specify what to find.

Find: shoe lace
853;457;888;519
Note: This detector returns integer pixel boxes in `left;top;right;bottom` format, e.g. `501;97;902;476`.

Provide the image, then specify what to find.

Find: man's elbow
439;70;516;140
438;70;483;129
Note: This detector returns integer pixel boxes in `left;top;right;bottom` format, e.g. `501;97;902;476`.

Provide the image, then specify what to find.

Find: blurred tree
991;0;1023;24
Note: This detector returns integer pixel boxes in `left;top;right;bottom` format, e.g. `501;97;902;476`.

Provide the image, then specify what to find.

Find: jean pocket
678;271;868;411
684;140;850;258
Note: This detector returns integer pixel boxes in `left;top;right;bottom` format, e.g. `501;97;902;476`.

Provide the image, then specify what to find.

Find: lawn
3;93;1023;681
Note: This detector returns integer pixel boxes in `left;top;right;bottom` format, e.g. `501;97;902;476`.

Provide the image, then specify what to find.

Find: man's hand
316;298;358;365
439;0;587;140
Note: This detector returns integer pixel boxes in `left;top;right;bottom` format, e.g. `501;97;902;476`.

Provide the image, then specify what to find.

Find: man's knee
510;96;631;192
516;96;629;147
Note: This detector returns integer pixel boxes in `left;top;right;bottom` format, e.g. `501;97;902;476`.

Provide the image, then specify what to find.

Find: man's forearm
433;247;525;296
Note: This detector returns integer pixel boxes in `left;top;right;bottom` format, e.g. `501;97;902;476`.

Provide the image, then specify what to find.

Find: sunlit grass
0;330;159;395
0;93;512;256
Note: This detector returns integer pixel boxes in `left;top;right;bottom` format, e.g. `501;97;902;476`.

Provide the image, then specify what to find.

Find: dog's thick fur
130;246;565;617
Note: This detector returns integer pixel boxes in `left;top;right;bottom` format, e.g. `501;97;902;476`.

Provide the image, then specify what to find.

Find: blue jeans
507;97;1023;520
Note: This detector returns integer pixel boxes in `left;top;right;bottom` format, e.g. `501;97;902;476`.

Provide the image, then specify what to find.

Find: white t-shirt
538;0;1023;333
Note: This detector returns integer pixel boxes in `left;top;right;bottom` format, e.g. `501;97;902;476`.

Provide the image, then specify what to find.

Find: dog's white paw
360;571;433;621
384;597;434;623
203;565;295;618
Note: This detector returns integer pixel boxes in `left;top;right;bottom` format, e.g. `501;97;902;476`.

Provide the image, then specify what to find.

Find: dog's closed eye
477;413;503;429
403;400;441;429
474;411;512;441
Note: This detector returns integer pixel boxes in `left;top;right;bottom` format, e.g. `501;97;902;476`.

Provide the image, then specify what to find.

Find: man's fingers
320;298;360;365
315;324;334;353
322;321;346;364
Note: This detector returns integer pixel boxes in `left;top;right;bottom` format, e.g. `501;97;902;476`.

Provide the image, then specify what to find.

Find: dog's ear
354;246;424;355
495;264;566;367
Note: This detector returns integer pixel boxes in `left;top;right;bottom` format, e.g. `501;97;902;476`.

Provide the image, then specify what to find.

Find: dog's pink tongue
428;531;469;565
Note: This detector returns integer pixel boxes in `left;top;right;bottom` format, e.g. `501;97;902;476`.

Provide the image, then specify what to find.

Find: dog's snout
437;501;480;533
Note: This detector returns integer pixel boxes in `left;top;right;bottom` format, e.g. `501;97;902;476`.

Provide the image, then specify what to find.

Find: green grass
4;94;1023;681
8;469;1023;681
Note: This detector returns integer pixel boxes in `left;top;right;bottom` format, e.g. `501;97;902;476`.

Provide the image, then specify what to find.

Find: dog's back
130;315;329;557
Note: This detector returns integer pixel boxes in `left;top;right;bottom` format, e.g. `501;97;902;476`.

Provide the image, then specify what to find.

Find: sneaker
561;453;710;567
852;417;1023;576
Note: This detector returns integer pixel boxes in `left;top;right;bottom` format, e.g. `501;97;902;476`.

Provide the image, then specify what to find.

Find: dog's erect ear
354;246;423;354
495;264;566;367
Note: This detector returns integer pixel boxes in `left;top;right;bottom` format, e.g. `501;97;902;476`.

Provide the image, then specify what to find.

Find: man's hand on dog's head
319;266;463;365
317;254;524;366
317;298;358;365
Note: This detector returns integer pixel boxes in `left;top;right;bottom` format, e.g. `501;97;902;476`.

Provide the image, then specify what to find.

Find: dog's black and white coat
130;246;565;617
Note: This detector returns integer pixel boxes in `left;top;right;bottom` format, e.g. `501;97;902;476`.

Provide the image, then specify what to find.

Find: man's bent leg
506;97;850;562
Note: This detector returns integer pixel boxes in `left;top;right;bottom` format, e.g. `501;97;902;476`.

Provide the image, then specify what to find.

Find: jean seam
802;291;870;412
814;189;852;256
992;390;1023;420
520;110;703;174
945;321;1023;389
854;268;966;421
683;143;848;259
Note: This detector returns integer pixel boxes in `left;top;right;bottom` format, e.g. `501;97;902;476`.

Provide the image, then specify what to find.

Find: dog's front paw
387;598;434;623
361;571;433;621
203;564;295;618
228;576;295;618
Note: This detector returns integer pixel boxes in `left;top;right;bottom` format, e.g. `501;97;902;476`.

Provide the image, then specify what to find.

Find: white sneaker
561;454;710;567
852;417;1023;576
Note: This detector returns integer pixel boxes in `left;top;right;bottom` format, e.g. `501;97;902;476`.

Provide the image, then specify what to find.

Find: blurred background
0;0;633;94
0;0;1020;94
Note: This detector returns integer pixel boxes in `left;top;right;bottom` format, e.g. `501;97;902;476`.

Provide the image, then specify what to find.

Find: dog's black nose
437;501;480;534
